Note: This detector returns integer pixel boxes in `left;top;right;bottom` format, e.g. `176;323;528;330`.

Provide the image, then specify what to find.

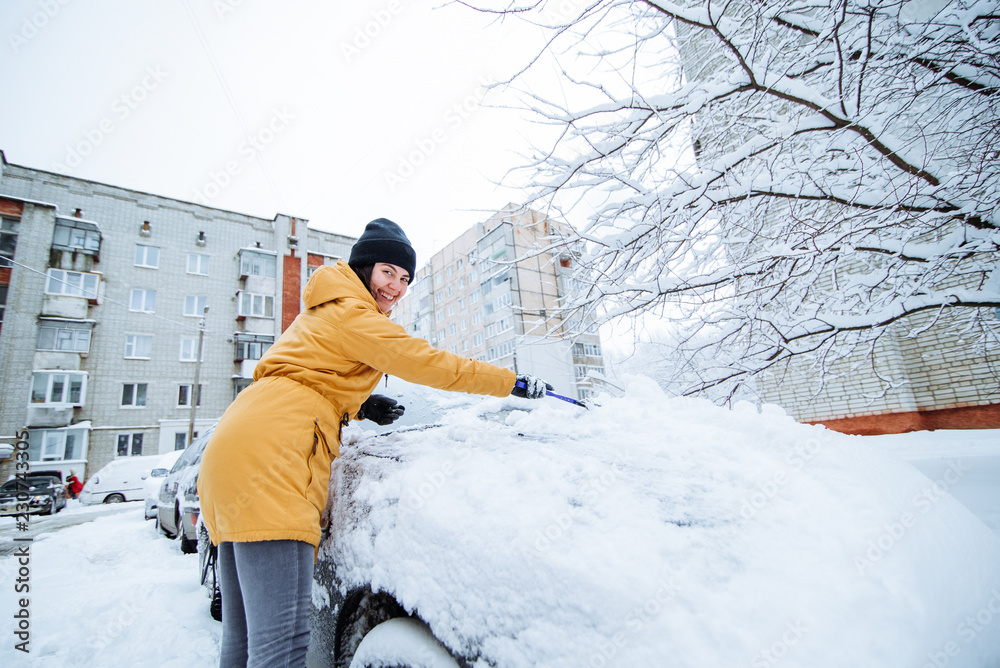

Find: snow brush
515;380;589;409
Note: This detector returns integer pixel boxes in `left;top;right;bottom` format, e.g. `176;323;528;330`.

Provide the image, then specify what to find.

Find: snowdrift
322;376;1000;667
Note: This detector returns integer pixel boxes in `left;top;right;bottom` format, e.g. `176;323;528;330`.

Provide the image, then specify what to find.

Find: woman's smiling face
369;262;410;313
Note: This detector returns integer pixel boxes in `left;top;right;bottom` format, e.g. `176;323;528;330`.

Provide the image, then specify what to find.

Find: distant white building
0;151;354;483
393;205;605;401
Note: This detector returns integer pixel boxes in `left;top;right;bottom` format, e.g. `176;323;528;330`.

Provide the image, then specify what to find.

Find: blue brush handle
515;381;589;409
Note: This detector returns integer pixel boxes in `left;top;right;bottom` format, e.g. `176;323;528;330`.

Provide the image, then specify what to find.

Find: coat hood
302;260;380;312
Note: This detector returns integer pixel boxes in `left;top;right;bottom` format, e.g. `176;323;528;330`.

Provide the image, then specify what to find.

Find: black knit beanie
348;218;417;278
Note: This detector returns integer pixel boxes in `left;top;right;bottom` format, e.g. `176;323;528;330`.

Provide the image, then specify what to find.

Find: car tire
40;499;54;515
104;493;125;504
175;509;197;554
349;617;460;668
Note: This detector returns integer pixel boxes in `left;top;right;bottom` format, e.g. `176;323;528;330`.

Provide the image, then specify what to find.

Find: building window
30;371;87;406
435;292;444;304
187;253;210;275
121;383;148;407
448;304;455;316
473;333;483;347
239;249;276;278
461;319;467;331
234;377;252;398
462;340;469;352
52;218;101;254
574;343;603;356
45;269;99;299
437;329;445;340
235;333;273;361
124;334;153;359
237;291;274;318
36;321;92;353
183;295;208;317
116;433;144;456
134;244;160;269
449;324;457;335
456;259;463;270
0;215;19;267
470;291;480;304
36;429;84;461
0;285;7;330
174;432;187;451
179;337;204;362
129;289;156;313
177;384;202;407
472;312;482;325
459;297;465;310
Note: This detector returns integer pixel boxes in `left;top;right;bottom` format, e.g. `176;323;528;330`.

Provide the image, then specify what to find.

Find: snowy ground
1;392;998;667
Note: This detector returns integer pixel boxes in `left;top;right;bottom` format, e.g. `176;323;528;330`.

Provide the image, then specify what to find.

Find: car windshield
1;476;57;492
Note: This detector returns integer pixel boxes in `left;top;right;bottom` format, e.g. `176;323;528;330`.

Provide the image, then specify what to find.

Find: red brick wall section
282;254;301;333
810;403;1000;435
0;199;24;216
307;253;324;268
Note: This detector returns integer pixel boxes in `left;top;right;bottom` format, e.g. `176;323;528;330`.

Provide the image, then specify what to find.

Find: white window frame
29;371;87;406
187;253;210;275
183;295;208;317
237;291;274;319
121;383;148;408
129;288;156;313
177;383;203;407
134;244;160;269
45;269;99;299
124;333;153;359
239;250;276;278
116;432;144;456
179;337;204;362
36;322;92;353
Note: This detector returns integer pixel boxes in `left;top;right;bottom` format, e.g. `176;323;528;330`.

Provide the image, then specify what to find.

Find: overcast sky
0;0;568;264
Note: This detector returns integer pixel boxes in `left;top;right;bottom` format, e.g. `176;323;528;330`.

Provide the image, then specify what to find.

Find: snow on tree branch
459;0;1000;400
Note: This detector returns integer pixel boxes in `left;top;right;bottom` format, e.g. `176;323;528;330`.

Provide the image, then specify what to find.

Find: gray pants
217;540;314;668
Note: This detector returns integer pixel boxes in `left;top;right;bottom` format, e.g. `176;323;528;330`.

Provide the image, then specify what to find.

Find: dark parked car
0;471;68;516
156;428;214;554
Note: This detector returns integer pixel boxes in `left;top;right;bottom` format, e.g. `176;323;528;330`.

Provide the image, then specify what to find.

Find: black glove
510;374;553;400
357;394;405;426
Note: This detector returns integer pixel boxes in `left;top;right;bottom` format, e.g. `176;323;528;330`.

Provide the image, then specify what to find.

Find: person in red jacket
65;472;83;499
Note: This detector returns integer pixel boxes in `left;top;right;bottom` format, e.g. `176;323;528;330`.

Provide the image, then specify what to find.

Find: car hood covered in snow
317;377;1000;667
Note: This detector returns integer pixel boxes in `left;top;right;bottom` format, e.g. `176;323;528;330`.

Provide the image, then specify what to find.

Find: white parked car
79;454;164;505
143;450;185;520
308;379;1000;668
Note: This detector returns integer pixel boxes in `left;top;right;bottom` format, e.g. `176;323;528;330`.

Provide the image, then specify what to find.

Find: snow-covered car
143;449;185;520
0;472;68;516
79;454;163;505
308;378;1000;668
157;428;214;554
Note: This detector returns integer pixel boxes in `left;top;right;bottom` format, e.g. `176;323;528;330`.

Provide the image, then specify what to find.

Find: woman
197;218;549;667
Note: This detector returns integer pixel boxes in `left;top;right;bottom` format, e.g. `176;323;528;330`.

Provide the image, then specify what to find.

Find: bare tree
460;0;1000;400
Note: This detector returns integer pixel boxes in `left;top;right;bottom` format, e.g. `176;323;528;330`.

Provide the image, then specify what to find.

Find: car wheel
349;618;460;668
40;499;54;515
175;509;197;553
104;493;125;504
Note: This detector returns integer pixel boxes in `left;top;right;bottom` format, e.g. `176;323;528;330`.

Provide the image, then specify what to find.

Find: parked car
0;471;68;516
79;454;163;505
306;380;1000;668
143;450;185;520
157;428;214;554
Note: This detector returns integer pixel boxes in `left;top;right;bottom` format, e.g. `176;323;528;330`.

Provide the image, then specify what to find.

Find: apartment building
393;206;605;400
0;151;354;482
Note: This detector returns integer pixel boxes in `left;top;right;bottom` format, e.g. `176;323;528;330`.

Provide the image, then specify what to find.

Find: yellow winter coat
198;260;516;548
